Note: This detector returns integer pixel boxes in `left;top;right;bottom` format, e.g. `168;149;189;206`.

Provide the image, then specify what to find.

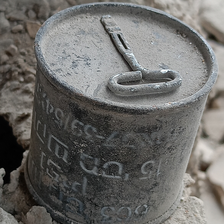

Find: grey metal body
24;3;218;224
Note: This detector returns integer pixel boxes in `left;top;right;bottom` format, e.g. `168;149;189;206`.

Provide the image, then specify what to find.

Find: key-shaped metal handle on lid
101;15;182;96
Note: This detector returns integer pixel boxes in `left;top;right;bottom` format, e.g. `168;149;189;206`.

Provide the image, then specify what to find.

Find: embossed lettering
103;131;119;147
71;119;84;137
139;161;155;180
46;159;61;182
100;204;149;223
134;204;149;215
48;134;69;164
117;207;131;221
101;207;116;223
36;120;46;144
66;197;84;216
55;108;64;127
102;161;123;179
80;153;99;175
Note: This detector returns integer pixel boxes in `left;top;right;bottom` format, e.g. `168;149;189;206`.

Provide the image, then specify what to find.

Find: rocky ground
0;0;224;223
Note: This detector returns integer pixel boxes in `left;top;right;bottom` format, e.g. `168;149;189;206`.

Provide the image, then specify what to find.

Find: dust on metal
24;3;218;224
101;15;182;96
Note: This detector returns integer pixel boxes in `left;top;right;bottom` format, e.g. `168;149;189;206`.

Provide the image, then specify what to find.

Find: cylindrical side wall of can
26;67;207;224
24;2;218;224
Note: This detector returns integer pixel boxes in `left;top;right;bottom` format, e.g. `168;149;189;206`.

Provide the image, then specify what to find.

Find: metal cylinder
25;3;218;224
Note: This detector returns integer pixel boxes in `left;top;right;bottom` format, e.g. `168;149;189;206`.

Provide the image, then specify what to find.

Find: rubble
27;10;36;20
0;64;10;74
0;54;9;65
23;206;52;224
200;180;224;224
200;0;224;44
25;21;41;39
5;44;18;56
0;6;6;12
11;25;24;34
0;168;5;198
207;149;224;210
164;196;207;224
0;207;19;224
148;0;203;34
0;12;10;34
208;41;224;96
0;81;33;149
203;110;224;143
0;0;223;224
0;39;13;54
194;138;217;171
35;0;50;20
7;10;28;21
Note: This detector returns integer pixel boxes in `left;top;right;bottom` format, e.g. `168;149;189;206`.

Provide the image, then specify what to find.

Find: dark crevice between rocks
0;116;24;184
208;33;218;42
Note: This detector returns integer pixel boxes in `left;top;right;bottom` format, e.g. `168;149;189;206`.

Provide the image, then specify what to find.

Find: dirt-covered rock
0;12;10;34
23;206;52;224
200;0;224;44
0;81;34;149
207;149;224;210
0;207;19;224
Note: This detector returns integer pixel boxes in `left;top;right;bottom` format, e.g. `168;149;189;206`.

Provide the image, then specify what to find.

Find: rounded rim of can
34;2;218;115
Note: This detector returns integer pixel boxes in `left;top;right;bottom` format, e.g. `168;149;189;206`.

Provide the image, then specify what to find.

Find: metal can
25;3;218;224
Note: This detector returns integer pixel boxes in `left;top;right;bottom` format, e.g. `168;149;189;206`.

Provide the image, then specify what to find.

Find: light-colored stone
186;125;202;198
0;6;6;12
0;64;10;73
48;0;70;11
163;173;206;224
164;196;207;224
195;138;216;170
211;96;224;110
0;208;18;224
66;0;77;6
0;39;13;55
74;0;100;4
7;10;28;21
24;206;52;224
208;40;224;97
211;144;224;165
0;81;33;149
200;179;224;224
24;67;36;75
0;168;5;198
19;49;27;56
0;151;35;219
207;150;224;210
0;54;9;65
37;0;50;20
11;24;24;33
27;10;36;20
5;44;18;56
7;168;20;193
25;74;35;83
203;109;224;143
25;21;41;39
200;0;224;44
148;0;203;34
0;12;10;34
0;168;5;188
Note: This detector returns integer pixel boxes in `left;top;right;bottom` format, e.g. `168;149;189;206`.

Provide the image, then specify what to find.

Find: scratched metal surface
25;3;218;224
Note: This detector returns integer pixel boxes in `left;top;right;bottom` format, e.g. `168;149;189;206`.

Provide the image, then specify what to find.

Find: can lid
35;3;217;111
